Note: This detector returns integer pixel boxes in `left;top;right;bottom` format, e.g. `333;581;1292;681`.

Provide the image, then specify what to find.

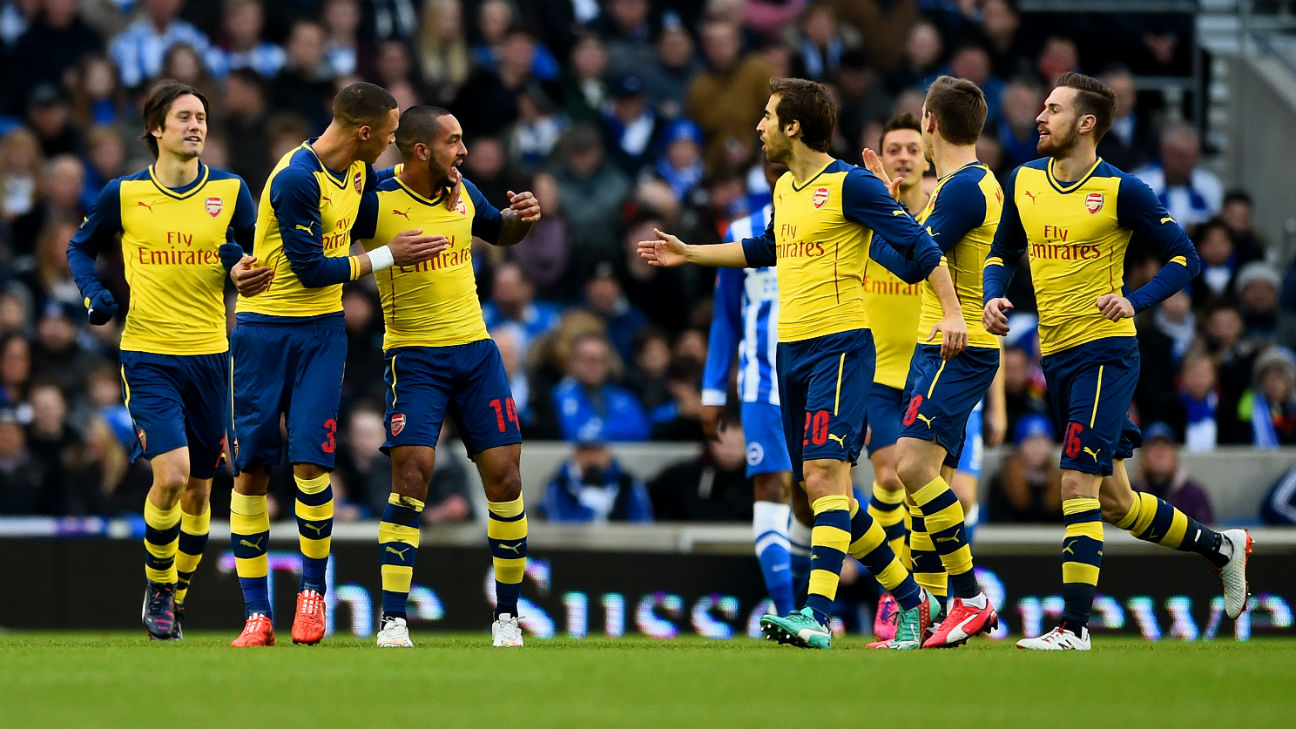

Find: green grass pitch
1;633;1293;729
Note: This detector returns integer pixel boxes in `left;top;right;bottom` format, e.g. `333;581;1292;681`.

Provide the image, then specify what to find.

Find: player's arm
637;217;768;269
701;265;744;439
66;180;123;325
461;178;541;247
1101;174;1204;321
983;167;1026;335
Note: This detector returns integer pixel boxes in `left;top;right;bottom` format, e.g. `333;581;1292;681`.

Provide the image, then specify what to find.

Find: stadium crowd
0;0;1293;524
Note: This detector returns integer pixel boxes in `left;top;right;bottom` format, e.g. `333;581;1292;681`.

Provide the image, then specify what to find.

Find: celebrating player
701;160;798;617
868;77;1004;648
67;80;258;640
351;106;541;648
227;83;446;647
983;72;1251;650
639;77;966;650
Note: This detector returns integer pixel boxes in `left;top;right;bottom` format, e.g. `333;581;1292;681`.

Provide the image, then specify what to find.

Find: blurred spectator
509;83;566;174
947;43;1004;125
649;355;706;441
1034;35;1078;88
1097;66;1155;172
550;330;649;442
62;406;151;515
1001;343;1048;437
641;24;700;121
582;264;646;366
602;72;662;175
3;0;102;116
160;42;219;104
1134;121;1223;229
829;0;920;73
268;19;334;129
1236;346;1296;449
1131;422;1215;524
25;379;73;501
81;126;128;211
549;125;630;274
108;0;211;90
989;413;1062;523
0;406;50;514
452;25;537;137
416;0;471;106
792;2;851;81
491;325;533;426
265;111;313;165
537;442;652;522
1150;290;1196;366
885;19;942;96
997;77;1042;168
322;0;370;79
461;134;510;209
204;0;284;80
979;0;1034;81
372;39;425;103
616;213;702;338
1235;261;1281;346
653;119;705;203
1190;218;1238;306
626;325;671;413
1200;304;1257;427
219;68;270;191
25;83;83;157
0;127;43;228
0;332;32;416
560;32;609;127
507;172;570;298
18;220;82;313
648;423;751;520
0;285;34;336
30;301;104;400
68;55;129;132
482;261;561;359
1219;189;1266;266
687;19;772;172
470;0;560;82
1178;352;1219;452
1134;290;1192;434
593;0;656;79
341;288;386;405
835;49;892;151
330;402;391;521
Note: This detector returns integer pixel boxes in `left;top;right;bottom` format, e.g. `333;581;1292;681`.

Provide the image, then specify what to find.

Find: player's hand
1096;294;1135;322
861;148;903;200
701;405;728;441
218;242;245;272
929;313;968;359
983;297;1013;335
84;290;117;325
230;256;274;297
985;407;1007;447
507;190;541;223
389;228;450;265
444;166;462;211
636;228;689;267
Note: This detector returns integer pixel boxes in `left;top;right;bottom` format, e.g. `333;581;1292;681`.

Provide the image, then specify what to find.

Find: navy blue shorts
899;344;1000;469
776;328;873;483
120;350;229;479
230;315;346;470
865;384;905;456
1040;337;1142;476
384;339;522;456
740;400;792;477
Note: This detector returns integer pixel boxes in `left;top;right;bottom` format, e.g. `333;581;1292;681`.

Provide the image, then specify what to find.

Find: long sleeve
270;166;357;287
465;178;503;244
984;167;1026;303
229;177;257;252
740;212;777;267
841;168;942;275
1118;174;1202;313
67;180;123;300
702;266;745;406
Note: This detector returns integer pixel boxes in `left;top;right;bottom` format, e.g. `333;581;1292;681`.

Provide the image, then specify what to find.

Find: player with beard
983;72;1251;650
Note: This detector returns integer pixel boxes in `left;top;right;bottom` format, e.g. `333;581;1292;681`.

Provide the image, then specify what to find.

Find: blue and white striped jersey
703;205;780;407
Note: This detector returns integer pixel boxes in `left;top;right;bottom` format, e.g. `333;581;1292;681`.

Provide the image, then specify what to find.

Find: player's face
156;93;206;160
757;94;791;164
881;127;926;192
1035;87;1082;157
357;108;399;165
428;114;468;187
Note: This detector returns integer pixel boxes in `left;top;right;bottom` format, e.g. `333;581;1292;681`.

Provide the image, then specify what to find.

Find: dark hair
880;113;921;146
1223;189;1253;207
924;75;987;145
138;80;208;158
1055;71;1116;142
768;77;836;153
395;105;452;157
332;81;398;129
225;67;265;94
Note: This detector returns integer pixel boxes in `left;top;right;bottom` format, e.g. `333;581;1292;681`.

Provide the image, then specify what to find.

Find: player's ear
1078;113;1096;135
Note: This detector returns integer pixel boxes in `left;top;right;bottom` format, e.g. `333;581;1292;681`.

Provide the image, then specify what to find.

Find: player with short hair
640;77;967;650
67;80;258;640
984;72;1251;650
351;105;542;648
702;160;798;617
228;82;445;647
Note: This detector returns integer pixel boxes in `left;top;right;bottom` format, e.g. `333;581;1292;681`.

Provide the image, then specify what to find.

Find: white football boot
1016;625;1091;650
1217;529;1253;620
376;616;413;648
492;613;524;647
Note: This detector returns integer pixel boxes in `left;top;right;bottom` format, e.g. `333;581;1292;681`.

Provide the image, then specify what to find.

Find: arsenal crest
353;171;363;193
205;196;223;217
1085;192;1104;214
813;187;830;209
390;412;406;436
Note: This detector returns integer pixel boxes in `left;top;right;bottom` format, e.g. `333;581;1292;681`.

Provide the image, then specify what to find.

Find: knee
800;462;841;501
153;463;189;495
483;467;522;503
873;463;905;493
752;473;788;503
293;463;328;481
1059;471;1098;502
894;450;932;492
182;479;211;508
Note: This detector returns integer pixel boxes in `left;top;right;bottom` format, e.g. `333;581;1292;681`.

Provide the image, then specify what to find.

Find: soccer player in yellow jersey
983;72;1251;650
639;77;966;650
67;81;257;640
351;106;541;648
228;83;446;647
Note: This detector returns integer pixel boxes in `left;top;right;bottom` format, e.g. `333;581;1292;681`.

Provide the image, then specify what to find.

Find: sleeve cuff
701;389;727;407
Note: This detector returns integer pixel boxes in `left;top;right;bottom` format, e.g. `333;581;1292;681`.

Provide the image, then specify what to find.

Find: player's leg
172;476;211;638
1101;450;1251;619
742;400;795;616
451;339;527;646
228;323;286;647
377;444;434;648
864;385;910;641
283;317;348;645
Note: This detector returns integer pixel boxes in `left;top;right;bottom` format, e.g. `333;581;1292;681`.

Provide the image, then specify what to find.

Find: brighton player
983;72;1250;650
227;83;445;647
640;77;966;650
702;160;798;617
67;80;258;640
352;106;541;648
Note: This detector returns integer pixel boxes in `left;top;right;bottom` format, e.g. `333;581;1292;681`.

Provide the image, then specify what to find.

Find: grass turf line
1;633;1293;729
